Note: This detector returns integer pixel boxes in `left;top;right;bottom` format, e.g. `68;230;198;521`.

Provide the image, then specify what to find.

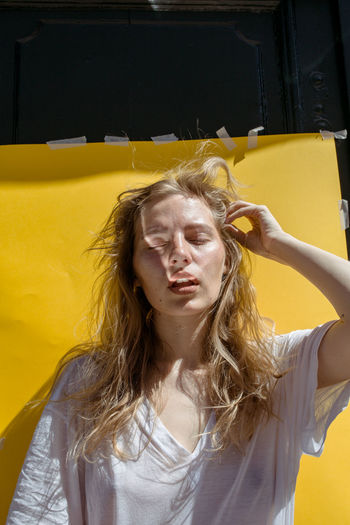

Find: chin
161;302;215;319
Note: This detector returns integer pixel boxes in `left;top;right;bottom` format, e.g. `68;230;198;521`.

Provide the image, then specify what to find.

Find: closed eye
147;237;209;249
188;237;209;244
148;243;167;250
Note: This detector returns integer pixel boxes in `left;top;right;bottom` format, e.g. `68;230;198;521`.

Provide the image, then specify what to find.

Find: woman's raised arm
225;200;350;388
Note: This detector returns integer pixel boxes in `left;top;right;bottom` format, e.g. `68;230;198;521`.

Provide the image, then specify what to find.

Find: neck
153;311;209;370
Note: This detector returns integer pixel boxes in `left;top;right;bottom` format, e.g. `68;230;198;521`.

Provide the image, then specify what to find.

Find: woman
6;153;350;524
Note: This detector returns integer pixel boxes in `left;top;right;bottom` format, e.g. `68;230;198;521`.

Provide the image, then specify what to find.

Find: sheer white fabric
6;320;350;525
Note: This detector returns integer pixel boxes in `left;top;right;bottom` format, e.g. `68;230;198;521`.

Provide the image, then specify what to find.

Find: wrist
266;231;299;265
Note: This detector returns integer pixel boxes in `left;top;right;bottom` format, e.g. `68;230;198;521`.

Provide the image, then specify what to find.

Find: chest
156;388;212;453
89;419;280;525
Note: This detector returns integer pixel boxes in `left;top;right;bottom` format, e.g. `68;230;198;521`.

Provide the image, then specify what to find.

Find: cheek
202;245;226;273
133;251;166;286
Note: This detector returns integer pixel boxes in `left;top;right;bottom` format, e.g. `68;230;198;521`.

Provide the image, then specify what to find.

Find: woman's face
133;194;227;319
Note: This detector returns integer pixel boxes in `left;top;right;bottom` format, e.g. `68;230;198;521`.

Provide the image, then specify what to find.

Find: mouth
168;277;199;294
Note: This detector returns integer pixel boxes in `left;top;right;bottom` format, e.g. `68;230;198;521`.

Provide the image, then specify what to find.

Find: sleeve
275;320;350;457
6;362;86;525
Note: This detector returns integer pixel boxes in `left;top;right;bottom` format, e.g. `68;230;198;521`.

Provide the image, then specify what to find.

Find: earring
133;282;139;294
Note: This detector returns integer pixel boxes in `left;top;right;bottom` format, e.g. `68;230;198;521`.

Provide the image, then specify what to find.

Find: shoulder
272;320;339;369
49;354;89;402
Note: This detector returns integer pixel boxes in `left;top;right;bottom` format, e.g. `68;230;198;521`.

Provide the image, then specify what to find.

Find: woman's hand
224;200;287;259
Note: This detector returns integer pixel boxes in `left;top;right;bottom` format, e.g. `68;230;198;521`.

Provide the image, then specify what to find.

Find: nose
169;233;192;268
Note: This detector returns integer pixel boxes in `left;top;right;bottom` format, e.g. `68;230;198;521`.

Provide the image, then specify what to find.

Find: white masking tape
338;199;349;230
320;129;347;140
104;135;129;146
46;136;87;150
216;126;237;150
151;133;179;145
247;126;264;149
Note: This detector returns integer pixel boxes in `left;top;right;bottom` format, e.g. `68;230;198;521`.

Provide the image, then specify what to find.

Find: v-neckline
143;397;215;457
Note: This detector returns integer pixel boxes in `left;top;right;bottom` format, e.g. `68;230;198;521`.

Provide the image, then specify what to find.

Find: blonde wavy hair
49;143;283;461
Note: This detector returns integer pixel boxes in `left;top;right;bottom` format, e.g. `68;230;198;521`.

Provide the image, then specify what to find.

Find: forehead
135;194;217;233
133;194;219;242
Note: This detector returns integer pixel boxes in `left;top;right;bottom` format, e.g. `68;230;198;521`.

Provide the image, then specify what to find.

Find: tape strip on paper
320;129;347;140
338;199;349;230
104;135;129;146
216;126;237;150
248;126;264;149
46;136;87;150
151;133;179;145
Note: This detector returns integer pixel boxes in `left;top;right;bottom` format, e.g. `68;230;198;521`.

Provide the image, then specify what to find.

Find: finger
223;223;247;245
225;204;262;224
226;200;253;213
227;199;253;206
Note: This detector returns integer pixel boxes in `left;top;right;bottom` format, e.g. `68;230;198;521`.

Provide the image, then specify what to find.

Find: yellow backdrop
0;134;349;524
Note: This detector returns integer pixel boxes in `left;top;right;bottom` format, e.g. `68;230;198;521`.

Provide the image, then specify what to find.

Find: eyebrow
141;223;216;238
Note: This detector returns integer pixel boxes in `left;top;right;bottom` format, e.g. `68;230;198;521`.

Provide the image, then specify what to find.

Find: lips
168;273;200;295
172;280;197;288
168;274;199;288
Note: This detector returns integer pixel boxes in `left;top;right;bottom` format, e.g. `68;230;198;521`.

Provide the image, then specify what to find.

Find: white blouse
6;320;350;525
